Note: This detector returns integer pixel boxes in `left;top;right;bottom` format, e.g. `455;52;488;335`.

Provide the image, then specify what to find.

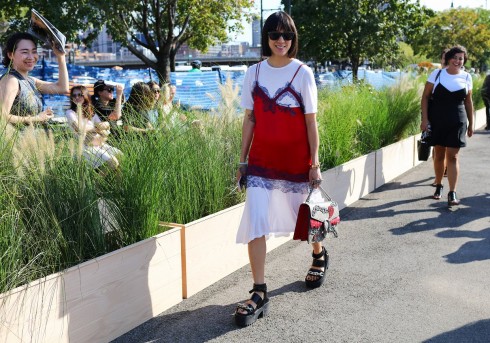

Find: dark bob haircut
261;11;298;58
2;32;38;68
444;45;468;66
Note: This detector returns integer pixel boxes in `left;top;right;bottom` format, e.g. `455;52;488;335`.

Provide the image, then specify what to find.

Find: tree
0;0;253;83
288;0;431;79
409;8;490;70
390;42;427;69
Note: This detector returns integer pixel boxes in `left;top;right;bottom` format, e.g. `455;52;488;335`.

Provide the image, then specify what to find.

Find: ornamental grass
0;73;484;293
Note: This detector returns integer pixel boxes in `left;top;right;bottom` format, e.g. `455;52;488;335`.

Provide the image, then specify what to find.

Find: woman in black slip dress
420;45;474;206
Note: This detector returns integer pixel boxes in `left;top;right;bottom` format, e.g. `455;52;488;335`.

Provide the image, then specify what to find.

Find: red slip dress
247;62;311;183
236;61;313;244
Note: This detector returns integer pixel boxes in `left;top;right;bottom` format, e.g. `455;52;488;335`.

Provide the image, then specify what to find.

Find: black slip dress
429;73;469;148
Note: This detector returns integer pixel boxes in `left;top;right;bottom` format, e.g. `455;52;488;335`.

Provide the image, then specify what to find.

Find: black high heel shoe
305;246;329;289
448;191;460;206
433;184;443;200
234;283;269;327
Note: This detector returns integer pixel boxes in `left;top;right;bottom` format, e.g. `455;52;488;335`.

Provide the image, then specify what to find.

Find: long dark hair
2;32;38;68
70;86;94;119
125;82;154;112
261;11;298;58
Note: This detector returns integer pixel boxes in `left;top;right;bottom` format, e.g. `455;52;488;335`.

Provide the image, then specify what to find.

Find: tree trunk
170;51;176;72
351;56;359;82
155;57;172;85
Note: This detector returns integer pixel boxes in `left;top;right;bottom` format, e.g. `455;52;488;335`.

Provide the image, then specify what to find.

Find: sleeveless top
0;69;43;118
247;62;311;184
429;72;469;148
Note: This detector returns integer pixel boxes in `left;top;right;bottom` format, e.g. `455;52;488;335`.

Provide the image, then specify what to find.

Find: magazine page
27;9;66;54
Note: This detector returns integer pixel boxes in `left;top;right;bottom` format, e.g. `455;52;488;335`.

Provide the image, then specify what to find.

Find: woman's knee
434;147;446;162
106;157;119;170
446;149;460;163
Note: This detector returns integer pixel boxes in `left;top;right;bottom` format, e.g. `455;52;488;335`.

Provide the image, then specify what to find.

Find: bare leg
237;236;266;314
248;236;266;285
445;147;460;192
433;145;446;185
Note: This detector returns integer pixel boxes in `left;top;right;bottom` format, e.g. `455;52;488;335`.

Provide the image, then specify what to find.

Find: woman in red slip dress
234;11;325;327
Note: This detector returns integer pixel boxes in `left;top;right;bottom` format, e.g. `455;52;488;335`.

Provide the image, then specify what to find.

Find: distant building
252;18;261;47
91;25;121;54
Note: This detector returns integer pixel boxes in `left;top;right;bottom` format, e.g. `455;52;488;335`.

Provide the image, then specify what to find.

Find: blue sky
230;0;489;44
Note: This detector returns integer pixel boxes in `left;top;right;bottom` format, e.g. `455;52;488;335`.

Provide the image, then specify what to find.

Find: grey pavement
113;128;490;343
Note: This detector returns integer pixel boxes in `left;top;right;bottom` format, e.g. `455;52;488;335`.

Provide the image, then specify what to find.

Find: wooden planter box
0;226;183;343
2;108;485;343
182;204;293;298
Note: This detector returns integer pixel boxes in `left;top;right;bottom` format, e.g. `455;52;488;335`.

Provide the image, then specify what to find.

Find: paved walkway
113;129;490;343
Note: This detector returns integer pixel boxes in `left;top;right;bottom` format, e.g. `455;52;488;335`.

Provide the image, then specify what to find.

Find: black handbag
293;186;340;243
417;130;431;161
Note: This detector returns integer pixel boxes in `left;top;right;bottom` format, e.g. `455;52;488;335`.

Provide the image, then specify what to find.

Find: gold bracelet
310;163;320;169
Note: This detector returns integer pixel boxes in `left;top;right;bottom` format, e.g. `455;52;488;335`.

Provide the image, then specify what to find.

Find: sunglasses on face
72;93;83;98
268;31;295;41
103;87;114;92
153;88;161;94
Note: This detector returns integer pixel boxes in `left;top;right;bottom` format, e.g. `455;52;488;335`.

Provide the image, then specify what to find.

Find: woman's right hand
236;165;247;191
115;84;124;96
98;129;110;137
37;108;54;122
96;121;111;130
420;119;430;132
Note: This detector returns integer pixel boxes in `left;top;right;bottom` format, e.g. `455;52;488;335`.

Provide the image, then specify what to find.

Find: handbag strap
305;185;332;203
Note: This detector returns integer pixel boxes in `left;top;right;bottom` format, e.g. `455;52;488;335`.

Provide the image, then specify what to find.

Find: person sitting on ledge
122;82;156;135
66;85;121;173
92;79;124;136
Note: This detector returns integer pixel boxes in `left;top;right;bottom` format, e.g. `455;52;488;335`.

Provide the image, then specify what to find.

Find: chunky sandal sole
305;248;329;289
234;299;270;327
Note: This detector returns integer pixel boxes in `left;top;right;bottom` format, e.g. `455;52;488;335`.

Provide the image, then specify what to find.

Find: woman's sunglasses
268;31;295;41
153;88;161;94
103;87;114;93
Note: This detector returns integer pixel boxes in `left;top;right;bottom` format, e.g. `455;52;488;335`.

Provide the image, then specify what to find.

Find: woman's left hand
309;168;322;188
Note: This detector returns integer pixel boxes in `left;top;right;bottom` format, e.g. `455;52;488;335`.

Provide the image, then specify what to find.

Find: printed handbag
293;186;340;243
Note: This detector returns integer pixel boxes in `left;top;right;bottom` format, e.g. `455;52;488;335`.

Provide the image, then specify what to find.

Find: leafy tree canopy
0;0;253;83
287;0;431;78
409;8;490;69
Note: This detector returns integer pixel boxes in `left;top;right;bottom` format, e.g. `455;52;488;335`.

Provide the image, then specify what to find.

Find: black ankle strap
249;283;267;294
312;247;325;259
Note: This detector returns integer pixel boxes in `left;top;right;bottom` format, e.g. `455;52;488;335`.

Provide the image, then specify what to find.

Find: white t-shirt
65;109;104;145
240;59;318;114
427;68;472;93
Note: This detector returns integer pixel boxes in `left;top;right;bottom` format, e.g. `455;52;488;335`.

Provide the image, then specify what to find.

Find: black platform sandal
433;184;443;200
305;247;329;289
448;191;460;206
234;283;269;327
